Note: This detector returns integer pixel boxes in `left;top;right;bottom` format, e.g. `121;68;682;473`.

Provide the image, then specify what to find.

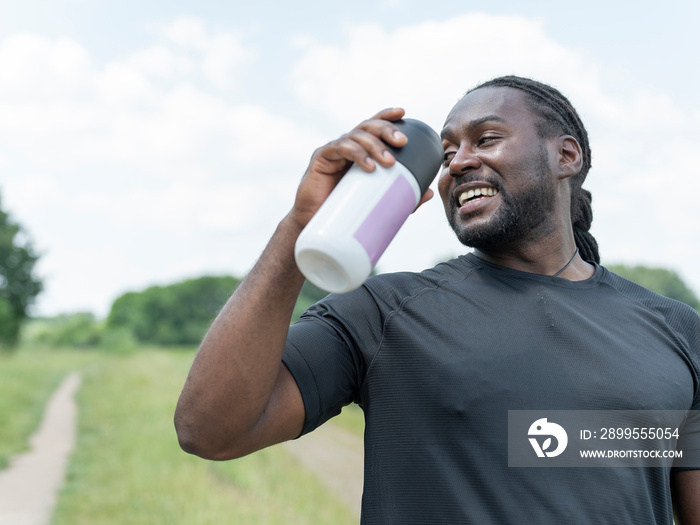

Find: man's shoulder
363;254;478;296
601;266;700;336
298;254;482;330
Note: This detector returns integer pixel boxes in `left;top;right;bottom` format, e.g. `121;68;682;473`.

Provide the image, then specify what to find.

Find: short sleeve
282;285;386;436
283;317;362;436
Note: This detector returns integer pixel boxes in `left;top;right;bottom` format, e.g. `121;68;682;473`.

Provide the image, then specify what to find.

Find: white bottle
295;118;443;293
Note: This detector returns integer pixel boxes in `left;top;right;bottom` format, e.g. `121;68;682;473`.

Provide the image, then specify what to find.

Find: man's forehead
442;86;531;132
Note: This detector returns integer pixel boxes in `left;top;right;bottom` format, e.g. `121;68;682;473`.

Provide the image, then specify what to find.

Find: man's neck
472;236;594;281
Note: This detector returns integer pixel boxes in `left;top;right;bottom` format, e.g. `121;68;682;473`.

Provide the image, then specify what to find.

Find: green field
0;345;361;524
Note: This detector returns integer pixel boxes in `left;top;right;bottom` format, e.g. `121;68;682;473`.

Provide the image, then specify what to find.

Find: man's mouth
456;186;499;207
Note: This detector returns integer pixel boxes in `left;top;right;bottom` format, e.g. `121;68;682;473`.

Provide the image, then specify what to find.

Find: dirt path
282;423;364;517
0;372;81;525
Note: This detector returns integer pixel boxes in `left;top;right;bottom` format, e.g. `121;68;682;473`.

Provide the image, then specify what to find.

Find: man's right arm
173;108;410;460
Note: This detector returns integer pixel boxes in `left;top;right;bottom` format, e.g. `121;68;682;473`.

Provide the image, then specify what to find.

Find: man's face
438;87;559;251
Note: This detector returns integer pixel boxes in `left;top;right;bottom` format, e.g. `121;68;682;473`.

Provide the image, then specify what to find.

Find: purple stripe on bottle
353;172;416;267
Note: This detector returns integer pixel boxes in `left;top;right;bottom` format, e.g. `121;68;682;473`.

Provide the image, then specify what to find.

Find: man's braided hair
468;75;600;263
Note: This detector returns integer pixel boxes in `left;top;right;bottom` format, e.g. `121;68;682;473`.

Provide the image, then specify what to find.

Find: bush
106;275;241;346
31;313;103;348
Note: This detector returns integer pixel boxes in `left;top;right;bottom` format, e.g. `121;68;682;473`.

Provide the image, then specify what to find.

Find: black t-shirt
283;253;700;524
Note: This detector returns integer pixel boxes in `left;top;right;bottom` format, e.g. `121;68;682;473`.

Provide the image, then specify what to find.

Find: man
175;76;700;523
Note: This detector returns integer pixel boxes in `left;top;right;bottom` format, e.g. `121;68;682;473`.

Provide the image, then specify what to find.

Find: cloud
0;19;325;315
0;34;91;100
291;14;691;134
152;16;257;89
0;28;324;175
126;45;195;80
291;15;599;128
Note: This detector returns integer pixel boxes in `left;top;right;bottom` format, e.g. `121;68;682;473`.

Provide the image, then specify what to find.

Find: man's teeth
458;187;498;206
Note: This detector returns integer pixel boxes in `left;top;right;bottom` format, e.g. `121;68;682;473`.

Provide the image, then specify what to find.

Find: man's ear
557;135;583;180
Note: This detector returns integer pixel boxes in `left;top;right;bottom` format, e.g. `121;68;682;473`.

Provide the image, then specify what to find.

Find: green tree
106;275;241;346
608;264;699;310
300;280;330;304
292;280;330;320
0;193;42;350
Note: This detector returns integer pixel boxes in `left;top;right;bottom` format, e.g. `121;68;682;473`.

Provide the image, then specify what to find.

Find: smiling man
175;76;700;524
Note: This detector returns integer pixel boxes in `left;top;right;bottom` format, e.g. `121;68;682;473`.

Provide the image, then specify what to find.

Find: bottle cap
386;118;443;195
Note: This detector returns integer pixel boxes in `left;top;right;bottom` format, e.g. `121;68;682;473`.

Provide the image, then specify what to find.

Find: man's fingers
350;128;400;168
359;108;408;149
312;108;410;175
327;126;399;172
333;110;409;171
369;106;405;121
328;133;380;172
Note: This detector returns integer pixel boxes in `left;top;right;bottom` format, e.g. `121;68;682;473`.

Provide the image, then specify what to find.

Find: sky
0;0;699;317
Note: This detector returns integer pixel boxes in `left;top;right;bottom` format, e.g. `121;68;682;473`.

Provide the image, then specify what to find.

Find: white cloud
127;45;195;80
223;104;326;165
152;16;257;89
0;19;325;315
291;15;600;129
290;14;691;134
0;29;322;175
94;63;159;106
155;16;211;49
0;34;91;100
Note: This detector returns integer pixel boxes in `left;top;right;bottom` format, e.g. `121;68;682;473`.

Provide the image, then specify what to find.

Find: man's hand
287;107;409;230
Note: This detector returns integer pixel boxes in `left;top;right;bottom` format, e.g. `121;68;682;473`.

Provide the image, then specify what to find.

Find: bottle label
353;172;417;267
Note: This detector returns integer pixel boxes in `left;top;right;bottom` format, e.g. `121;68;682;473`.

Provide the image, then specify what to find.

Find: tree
292;280;330;321
106;275;241;346
607;264;699;310
0;193;42;349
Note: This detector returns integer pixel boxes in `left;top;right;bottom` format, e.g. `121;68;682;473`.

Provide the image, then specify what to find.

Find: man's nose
448;146;481;177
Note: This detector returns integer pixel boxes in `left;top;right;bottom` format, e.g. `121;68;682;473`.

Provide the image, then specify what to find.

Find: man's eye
478;135;499;146
443;152;455;166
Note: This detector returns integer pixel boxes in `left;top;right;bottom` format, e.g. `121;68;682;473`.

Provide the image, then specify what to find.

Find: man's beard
447;144;557;251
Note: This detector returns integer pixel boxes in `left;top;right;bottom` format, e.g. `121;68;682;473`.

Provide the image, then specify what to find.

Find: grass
0;344;362;523
48;347;358;525
333;403;365;438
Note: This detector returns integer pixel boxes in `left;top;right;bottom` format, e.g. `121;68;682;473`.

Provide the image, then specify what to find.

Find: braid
468;76;600;263
571;188;599;263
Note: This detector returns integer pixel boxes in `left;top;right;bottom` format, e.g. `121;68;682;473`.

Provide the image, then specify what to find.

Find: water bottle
295;118;443;293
